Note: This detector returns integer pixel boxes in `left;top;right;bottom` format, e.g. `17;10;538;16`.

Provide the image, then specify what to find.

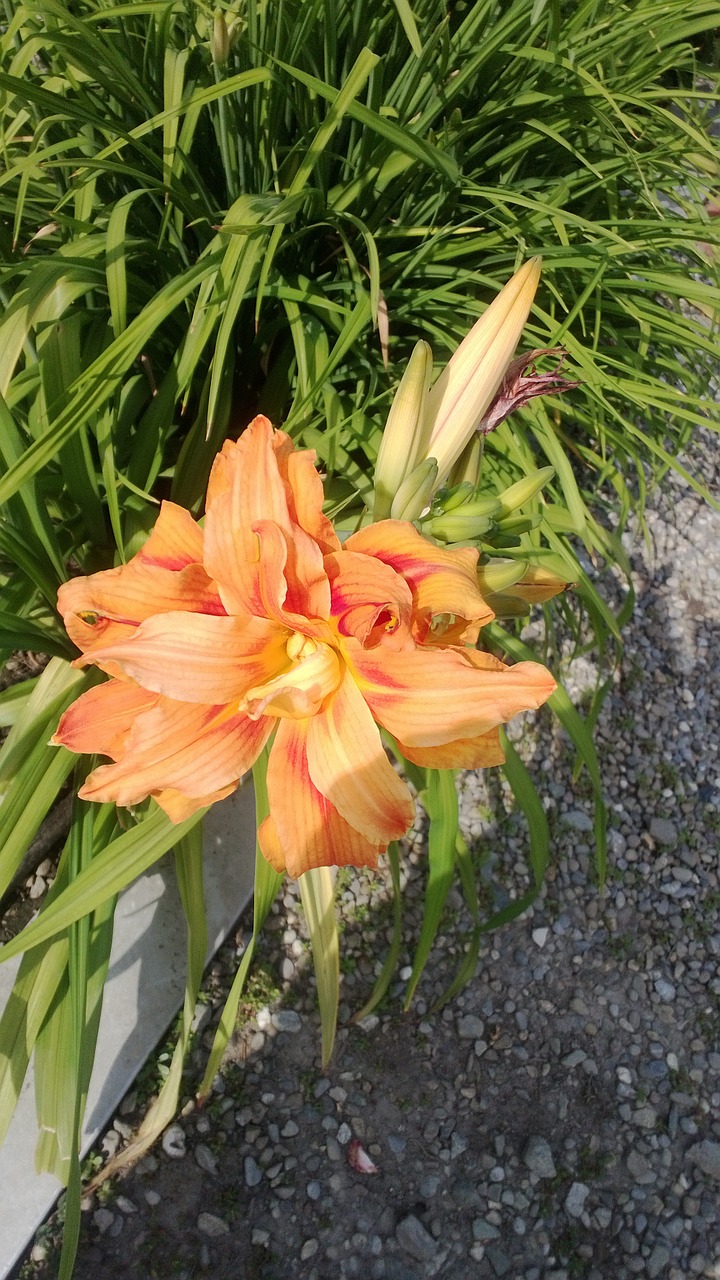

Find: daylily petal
345;521;492;626
350;645;556;747
244;641;341;720
137;500;205;569
154;783;237;822
203;418;331;622
306;670;414;845
74;612;289;703
256;814;287;873
325;550;413;649
264;718;381;877
59;561;225;658
272;432;341;555
79;699;271;807
52;678;159;759
396;726;505;769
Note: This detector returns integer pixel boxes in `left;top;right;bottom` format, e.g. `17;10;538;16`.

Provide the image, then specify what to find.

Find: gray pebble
197;1213;229;1237
271;1010;302;1033
244;1155;262;1187
687;1140;720;1181
161;1124;186;1159
395;1215;437;1262
523;1135;556;1178
565;1182;590;1218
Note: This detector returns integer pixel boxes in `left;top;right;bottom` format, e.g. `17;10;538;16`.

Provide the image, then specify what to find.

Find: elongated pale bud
211;9;230;65
422;257;542;484
495;465;555;519
374;341;433;521
447;433;484;490
390;457;438;521
477;558;528;594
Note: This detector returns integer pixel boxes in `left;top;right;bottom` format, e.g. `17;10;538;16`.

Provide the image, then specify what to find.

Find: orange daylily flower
52;416;556;878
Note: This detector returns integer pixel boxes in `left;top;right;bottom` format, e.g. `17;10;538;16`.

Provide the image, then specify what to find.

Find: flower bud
373;340;432;521
389;457;438;521
211;9;230;66
495;465;555;519
422;257;542;484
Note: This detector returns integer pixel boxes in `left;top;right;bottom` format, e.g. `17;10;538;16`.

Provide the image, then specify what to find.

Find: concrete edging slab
0;785;257;1278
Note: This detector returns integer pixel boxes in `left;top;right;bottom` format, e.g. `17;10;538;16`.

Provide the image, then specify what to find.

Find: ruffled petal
396;726;505;769
203;418;331;623
52;678;159;759
79;699;271;808
306;670;414;845
137;500;205;569
59;561;225;658
345;521;492;626
325;551;413;650
350;645;556;747
75;612;289;703
272;432;341;555
264;718;381;878
154;783;237;822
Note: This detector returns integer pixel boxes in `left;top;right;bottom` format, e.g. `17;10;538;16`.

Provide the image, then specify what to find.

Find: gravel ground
15;437;720;1280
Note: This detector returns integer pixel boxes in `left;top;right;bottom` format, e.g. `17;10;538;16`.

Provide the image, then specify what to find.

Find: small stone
115;1196;137;1215
357;1014;379;1033
281;1120;299;1138
632;1107;657;1130
306;1181;322;1200
523;1135;556;1178
337;1122;352;1145
649;818;677;846
195;1143;218;1175
396;1214;437;1262
626;1150;655;1185
562;1049;586;1068
197;1213;229;1238
486;1245;513;1276
162;1124;186;1158
687;1140;720;1180
93;1208;114;1234
144;1190;161;1206
388;1135;407;1154
647;1244;671;1278
300;1239;319;1261
564;810;593;832
565;1182;590;1218
251;1229;270;1247
244;1155;263;1187
458;1014;484;1039
271;1010;302;1033
473;1220;501;1241
450;1132;468;1158
532;927;549;948
654;979;676;1003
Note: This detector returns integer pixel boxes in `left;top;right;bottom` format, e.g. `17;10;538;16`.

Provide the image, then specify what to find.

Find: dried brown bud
478;347;580;436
